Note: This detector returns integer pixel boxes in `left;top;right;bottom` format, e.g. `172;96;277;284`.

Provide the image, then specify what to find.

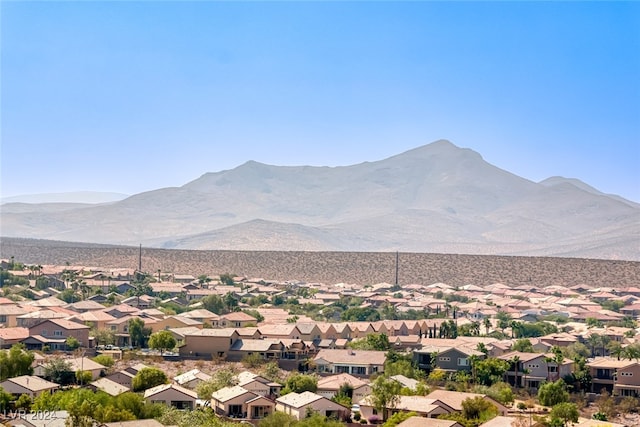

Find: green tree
76;370;92;385
496;311;512;334
15;393;32;410
512;339;534;353
382;411;417;427
370;375;402;422
219;273;235;286
348;333;391;351
202;295;225;314
474;357;509;386
261;361;282;382
282;373;318;395
538;380;570;407
92;354;115;369
259;412;298;427
43;357;74;385
549;402;579;427
341;307;380;322
195;368;238;405
132;367;168;392
148;330;177;355
0;343;35;380
92;328;116;347
0;387;11;412
66;336;80;350
128;318;151;348
461;396;499;423
485;382;514;406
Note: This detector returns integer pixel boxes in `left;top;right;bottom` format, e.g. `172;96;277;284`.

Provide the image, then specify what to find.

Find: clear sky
2;1;639;201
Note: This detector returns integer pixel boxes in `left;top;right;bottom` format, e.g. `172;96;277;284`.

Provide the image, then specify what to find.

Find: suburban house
0;304;31;327
588;358;638;394
258;324;302;340
316;373;370;403
27;319;91;349
89;377;130;396
613;362;640;397
210;385;275;419
67;310;117;330
0;327;29;349
178;328;239;359
296;323;323;342
104;370;136;390
0;375;59;398
143;383;198;410
425;390;509;416
174;369;212;389
228;339;285;362
396;416;464;427
498;351;574;390
413;346;484;374
359;395;453;421
150;315;203;333
179;309;220;327
313;349;386;377
236;371;281;398
33;356;106;381
219;312;258;328
275;391;349;420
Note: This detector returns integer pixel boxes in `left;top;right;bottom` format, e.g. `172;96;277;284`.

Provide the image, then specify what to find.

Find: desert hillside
2;140;638;260
1;237;638;288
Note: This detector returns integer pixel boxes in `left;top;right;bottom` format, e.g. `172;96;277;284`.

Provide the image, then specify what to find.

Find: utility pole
394;251;399;286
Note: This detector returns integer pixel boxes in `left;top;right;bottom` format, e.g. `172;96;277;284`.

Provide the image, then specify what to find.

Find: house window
527;364;539;369
336;366;350;374
549;366;558;372
110;326;117;331
352;366;366;375
458;358;469;366
41;330;48;337
439;357;451;362
0;315;7;323
54;330;63;336
621;372;633;377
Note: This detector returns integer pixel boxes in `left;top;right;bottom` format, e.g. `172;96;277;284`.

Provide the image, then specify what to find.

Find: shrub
242;353;264;368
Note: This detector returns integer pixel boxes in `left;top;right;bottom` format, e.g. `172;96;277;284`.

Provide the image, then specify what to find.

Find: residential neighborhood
0;258;640;427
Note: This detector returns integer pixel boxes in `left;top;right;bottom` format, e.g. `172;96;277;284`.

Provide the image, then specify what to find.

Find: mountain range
1;140;638;260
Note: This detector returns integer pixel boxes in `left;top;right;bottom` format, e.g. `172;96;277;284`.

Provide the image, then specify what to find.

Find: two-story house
26;319;91;350
413;345;484;374
588;358;638;394
178;328;239;359
613;362;640;397
498;351;573;390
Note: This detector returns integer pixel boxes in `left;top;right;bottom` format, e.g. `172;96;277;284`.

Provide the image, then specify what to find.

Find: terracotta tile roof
0;327;29;340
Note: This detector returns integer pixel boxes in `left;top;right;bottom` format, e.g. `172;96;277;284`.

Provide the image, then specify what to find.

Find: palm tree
608;341;624;361
622;343;640;361
587;333;602;357
79;281;91;301
469;354;481;384
483;317;491;335
600;335;611;357
510;355;521;388
470;321;481;337
544;355;554;381
521;367;531;391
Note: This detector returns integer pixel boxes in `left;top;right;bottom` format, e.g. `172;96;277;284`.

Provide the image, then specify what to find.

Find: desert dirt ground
1;238;639;287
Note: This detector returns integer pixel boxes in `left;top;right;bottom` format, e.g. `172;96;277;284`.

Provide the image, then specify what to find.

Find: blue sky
2;1;639;201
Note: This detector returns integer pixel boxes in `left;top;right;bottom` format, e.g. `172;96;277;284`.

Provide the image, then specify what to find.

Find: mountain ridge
1;140;638;260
